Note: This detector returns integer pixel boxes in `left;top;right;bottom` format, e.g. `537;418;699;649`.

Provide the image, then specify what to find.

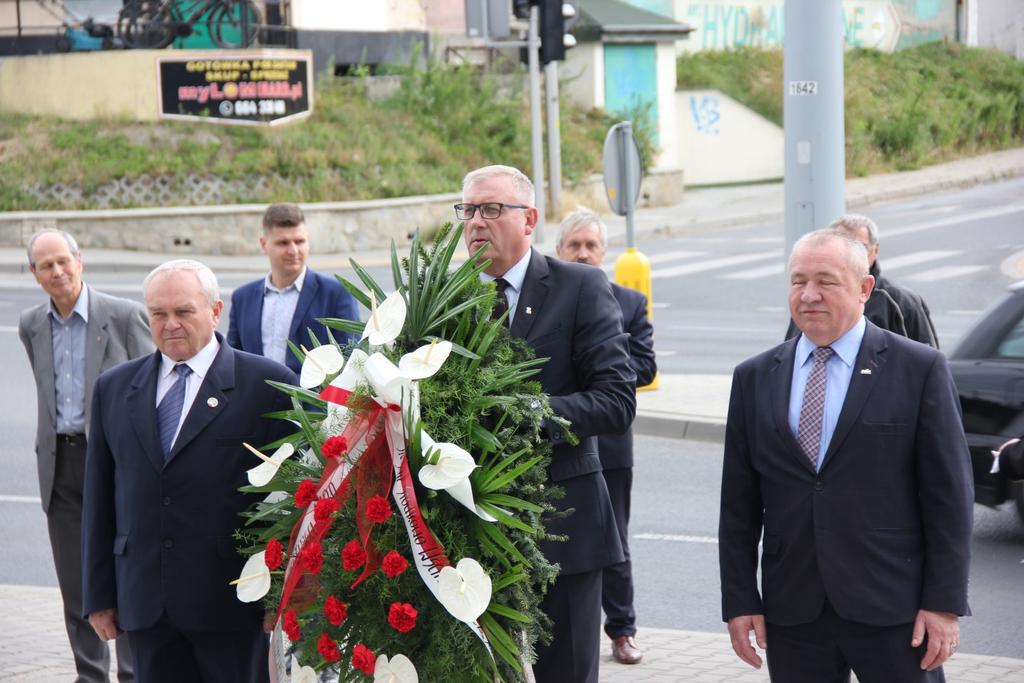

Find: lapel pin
859;369;872;375
525;306;533;315
207;397;219;408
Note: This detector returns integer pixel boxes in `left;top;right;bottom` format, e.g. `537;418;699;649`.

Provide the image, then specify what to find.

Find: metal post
619;122;636;248
528;5;546;239
544;60;562;218
783;0;845;261
241;0;250;46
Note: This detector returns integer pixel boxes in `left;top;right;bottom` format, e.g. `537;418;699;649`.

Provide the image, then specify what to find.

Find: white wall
562;42;605;109
967;0;1024;59
290;0;427;32
677;88;783;185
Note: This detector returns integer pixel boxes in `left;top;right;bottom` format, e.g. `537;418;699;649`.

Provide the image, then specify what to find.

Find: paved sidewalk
3;585;1023;682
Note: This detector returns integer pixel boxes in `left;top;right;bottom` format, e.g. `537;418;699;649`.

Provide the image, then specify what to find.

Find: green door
603;43;658;144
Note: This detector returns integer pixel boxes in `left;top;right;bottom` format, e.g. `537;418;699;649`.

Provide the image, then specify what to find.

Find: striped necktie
157;363;193;457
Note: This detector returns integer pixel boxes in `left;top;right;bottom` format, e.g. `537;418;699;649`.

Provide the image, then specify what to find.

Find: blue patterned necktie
158;363;193;457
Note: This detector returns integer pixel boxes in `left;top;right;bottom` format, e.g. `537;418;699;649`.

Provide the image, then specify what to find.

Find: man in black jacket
786;214;938;347
555;210;657;665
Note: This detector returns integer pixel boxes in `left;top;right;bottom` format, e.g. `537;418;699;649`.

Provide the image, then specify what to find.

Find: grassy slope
676;42;1024;176
0;59;625;211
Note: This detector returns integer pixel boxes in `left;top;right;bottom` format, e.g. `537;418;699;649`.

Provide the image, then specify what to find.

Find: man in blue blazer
719;229;973;682
227;203;358;372
459;166;637;683
556;210;657;666
83;260;295;682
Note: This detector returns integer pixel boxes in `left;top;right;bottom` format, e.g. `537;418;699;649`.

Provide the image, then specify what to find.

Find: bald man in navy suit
719;229;972;682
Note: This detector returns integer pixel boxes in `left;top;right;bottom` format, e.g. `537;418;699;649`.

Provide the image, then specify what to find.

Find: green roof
574;0;694;43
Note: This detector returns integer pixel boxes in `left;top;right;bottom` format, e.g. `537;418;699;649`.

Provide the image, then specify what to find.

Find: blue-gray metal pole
783;0;845;261
619;121;636;248
528;5;546;240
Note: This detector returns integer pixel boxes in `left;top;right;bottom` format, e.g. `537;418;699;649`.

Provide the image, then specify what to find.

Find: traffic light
512;0;531;20
539;1;577;63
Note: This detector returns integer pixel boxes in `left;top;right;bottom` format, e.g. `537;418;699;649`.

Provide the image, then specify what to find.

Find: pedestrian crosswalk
607;245;987;283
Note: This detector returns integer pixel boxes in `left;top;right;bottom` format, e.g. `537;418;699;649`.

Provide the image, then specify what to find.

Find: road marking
652;251;779;279
634;532;718;544
906;265;988;282
0;325;17;333
881;250;959;270
0;495;41;504
885;204;1024;238
947;310;984;316
720;262;784;280
604;250;705;274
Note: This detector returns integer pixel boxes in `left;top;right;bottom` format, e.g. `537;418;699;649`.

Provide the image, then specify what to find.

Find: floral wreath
232;225;564;682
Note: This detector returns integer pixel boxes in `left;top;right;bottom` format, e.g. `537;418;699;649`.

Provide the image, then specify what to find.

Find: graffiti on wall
676;0;955;52
690;94;721;135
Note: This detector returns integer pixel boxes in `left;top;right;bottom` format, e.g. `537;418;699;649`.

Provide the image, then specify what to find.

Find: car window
996;315;1024;358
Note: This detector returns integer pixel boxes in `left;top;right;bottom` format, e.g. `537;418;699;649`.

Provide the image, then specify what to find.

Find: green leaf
487;602;532;623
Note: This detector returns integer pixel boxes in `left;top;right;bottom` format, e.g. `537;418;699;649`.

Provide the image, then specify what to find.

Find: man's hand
912;609;959;671
88;608;122;641
727;614;767;669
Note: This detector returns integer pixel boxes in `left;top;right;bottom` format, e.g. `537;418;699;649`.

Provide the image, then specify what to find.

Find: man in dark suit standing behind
555;210;656;666
227;203;358;372
83;260;295;682
19;229;149;682
459;166;637;683
719;229;972;682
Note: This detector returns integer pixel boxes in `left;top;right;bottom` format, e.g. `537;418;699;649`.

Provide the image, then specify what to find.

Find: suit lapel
510;250;549;340
289;270;318;343
771;338;816;473
166;342;234;464
821;323;887;470
127;352;165;473
84;291;110;408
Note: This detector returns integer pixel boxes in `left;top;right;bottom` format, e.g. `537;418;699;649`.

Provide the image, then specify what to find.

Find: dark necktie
491;278;510;323
797;346;834;469
158;363;193;457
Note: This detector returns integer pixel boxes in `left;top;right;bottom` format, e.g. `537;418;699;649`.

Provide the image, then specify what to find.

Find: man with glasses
457;166;637;683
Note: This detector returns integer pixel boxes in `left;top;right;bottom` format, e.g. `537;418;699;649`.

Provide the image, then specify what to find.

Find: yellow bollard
614;247;659;391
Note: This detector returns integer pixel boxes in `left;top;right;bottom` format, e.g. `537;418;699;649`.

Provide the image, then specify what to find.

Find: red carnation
299;540;324;574
264;538;283;570
283;609;301;641
317;632;340;663
387;602;418;633
341;539;367;571
323;595;348;626
314;498;340;522
294;479;317;508
351;642;375;675
366;495;392;523
321;435;348;459
381;550;408;579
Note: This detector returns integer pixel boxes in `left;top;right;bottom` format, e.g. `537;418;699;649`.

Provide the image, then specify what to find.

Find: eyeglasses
454;202;529;220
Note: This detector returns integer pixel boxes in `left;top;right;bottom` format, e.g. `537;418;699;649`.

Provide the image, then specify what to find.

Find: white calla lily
361;290;406;346
418;442;477;490
364;352;413;407
398;339;453;380
232;551;271;602
245;442;295;487
299;344;344;389
437;558;492;623
290;656;318;683
373;653;419;683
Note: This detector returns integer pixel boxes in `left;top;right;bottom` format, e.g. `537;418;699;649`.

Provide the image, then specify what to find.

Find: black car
948;280;1024;523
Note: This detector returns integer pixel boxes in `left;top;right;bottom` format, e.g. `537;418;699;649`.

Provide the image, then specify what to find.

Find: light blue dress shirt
261;268;304;365
482;249;532;326
788;316;866;471
50;284;89;435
